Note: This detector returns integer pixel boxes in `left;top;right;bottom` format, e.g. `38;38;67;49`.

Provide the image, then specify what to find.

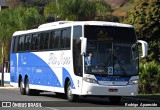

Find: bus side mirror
80;37;87;55
138;40;148;58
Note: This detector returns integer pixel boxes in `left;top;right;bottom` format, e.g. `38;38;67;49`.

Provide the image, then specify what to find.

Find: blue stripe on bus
95;76;131;82
10;53;75;89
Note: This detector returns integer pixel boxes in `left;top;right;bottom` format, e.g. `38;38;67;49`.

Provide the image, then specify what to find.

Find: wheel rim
25;79;29;94
20;81;23;93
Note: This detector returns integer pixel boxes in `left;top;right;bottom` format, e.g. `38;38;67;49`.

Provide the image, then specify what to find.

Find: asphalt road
0;87;159;110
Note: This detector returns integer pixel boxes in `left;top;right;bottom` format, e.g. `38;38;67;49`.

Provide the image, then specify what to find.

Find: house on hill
0;0;8;11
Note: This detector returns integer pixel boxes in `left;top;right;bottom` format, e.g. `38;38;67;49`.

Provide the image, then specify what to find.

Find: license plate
108;88;118;92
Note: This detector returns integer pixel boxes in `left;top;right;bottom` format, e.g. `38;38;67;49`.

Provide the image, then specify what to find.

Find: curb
0;84;18;89
0;86;18;89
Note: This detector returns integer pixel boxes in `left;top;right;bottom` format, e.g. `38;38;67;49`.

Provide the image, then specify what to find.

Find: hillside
105;0;135;17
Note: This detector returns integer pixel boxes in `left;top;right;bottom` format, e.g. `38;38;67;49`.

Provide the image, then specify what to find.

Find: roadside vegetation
0;0;160;93
139;61;160;93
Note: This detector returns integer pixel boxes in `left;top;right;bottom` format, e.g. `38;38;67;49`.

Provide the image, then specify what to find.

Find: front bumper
81;82;138;96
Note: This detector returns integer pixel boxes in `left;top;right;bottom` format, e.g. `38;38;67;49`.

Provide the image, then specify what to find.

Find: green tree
0;9;16;63
0;6;44;63
123;0;160;62
13;5;44;30
44;2;57;22
21;0;52;15
44;0;112;21
139;61;160;93
95;0;112;20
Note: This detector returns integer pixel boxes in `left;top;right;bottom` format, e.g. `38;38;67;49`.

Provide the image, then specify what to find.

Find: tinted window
12;36;19;53
60;30;64;48
114;27;136;42
31;35;36;50
49;31;55;49
12;27;71;52
62;27;71;49
35;34;40;50
40;33;45;50
44;32;50;49
25;35;31;51
54;30;61;49
84;26;136;43
73;26;82;38
18;36;25;51
73;26;82;76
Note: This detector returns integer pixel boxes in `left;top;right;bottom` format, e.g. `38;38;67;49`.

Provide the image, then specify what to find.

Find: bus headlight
128;79;138;85
83;77;98;84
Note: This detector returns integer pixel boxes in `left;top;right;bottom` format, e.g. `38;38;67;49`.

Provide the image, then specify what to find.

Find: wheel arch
64;77;70;94
24;75;28;84
18;75;22;87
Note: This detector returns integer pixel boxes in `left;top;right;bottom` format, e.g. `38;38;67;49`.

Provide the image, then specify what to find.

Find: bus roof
12;21;133;36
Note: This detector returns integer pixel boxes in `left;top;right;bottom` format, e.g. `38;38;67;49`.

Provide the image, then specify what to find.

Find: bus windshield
84;25;138;76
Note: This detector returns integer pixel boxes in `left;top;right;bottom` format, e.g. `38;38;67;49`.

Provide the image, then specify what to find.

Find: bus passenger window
49;31;55;49
31;35;36;50
18;36;21;51
13;36;19;53
60;30;65;49
18;36;25;52
63;28;71;49
54;30;61;49
35;34;40;50
40;33;44;50
65;38;70;49
25;35;31;51
44;32;50;49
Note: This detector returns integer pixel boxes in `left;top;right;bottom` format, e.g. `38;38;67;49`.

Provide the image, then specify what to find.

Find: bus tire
66;81;78;102
25;78;31;95
19;79;26;95
109;96;121;104
25;78;40;96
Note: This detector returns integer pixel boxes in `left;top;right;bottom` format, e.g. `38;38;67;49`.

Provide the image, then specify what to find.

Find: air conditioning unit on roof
38;21;73;28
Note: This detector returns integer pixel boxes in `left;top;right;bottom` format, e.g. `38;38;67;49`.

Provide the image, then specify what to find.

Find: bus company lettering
48;52;71;65
98;77;128;81
48;53;57;65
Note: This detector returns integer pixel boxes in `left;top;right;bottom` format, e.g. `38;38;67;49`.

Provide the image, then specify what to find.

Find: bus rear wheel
66;81;78;102
25;78;40;96
20;79;25;95
25;78;31;95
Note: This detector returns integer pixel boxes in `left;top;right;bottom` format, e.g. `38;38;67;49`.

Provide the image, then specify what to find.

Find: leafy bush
139;61;160;94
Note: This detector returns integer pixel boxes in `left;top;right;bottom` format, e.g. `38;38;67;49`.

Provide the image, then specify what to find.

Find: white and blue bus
10;21;147;103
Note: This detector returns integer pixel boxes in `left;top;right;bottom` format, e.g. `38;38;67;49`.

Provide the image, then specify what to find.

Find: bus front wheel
66;81;78;102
